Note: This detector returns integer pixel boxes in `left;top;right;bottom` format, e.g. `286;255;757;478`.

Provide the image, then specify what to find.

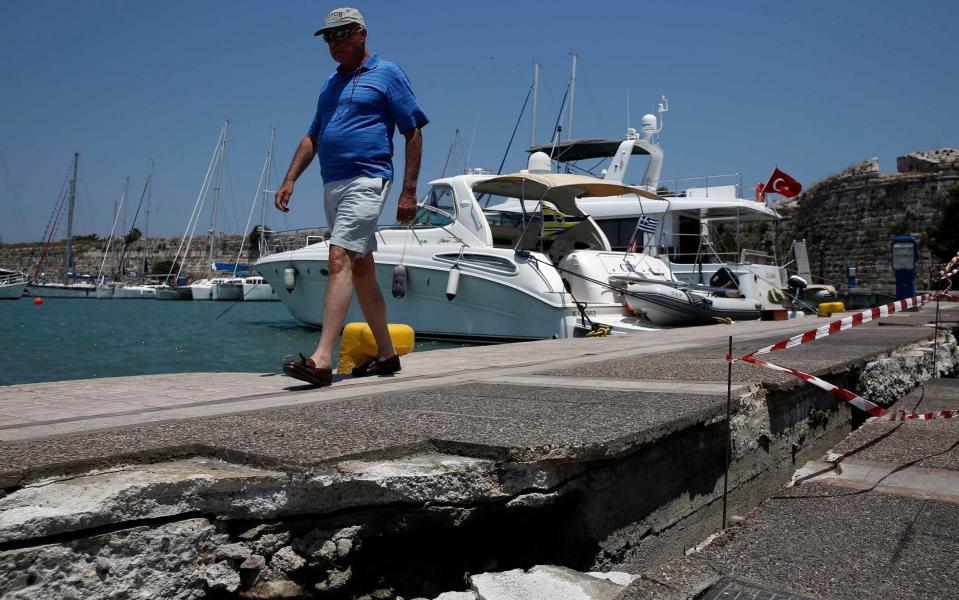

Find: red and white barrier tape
740;355;956;421
742;294;932;358
731;252;959;422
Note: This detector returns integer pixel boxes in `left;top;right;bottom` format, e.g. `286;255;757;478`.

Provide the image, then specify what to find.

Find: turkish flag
764;167;802;198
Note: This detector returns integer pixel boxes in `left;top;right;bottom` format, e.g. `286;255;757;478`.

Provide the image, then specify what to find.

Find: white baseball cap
314;7;366;36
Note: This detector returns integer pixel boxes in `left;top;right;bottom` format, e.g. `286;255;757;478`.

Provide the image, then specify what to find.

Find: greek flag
637;215;659;234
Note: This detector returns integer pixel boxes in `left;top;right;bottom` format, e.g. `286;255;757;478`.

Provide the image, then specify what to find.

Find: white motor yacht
257;167;673;342
525;109;787;320
0;269;27;300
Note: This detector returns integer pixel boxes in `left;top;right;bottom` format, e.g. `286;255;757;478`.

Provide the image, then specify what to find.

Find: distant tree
74;233;100;242
926;185;959;263
151;259;174;275
124;227;142;245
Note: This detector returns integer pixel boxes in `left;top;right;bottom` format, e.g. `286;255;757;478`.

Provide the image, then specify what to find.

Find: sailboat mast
531;61;539;147
97;177;128;285
259;127;276;255
64;151;78;281
567;54;577;141
209;120;229;270
143;159;153;278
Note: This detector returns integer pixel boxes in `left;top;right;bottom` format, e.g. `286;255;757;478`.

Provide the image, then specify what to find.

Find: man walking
277;7;427;387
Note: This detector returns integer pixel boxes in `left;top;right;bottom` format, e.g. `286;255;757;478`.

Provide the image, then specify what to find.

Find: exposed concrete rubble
0;518;225;600
470;565;625;599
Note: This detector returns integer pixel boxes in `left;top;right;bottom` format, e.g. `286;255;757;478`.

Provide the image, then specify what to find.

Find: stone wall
733;148;959;291
0;234;259;281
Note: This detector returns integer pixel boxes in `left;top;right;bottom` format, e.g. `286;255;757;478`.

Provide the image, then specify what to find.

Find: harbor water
0;298;464;386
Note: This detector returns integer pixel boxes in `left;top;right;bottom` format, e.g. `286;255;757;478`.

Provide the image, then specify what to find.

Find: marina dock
1;304;957;599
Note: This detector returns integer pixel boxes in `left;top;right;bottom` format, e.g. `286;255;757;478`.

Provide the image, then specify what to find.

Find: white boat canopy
473;172;666;217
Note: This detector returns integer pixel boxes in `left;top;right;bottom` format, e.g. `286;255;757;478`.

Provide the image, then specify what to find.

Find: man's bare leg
353;252;397;360
310;245;356;369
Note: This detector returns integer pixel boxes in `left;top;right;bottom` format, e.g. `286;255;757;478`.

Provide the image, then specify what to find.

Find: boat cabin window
596;217;648;252
411;186;455;227
434;252;517;274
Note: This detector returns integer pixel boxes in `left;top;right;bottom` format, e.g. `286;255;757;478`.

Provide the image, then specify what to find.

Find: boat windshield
411;186;455;226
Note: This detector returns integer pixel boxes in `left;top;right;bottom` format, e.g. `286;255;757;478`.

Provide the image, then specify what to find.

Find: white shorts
323;176;392;256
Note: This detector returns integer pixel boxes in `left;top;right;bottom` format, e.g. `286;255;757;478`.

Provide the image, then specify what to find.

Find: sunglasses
323;27;358;43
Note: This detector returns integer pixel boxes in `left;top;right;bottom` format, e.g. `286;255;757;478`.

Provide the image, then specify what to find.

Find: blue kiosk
891;235;920;301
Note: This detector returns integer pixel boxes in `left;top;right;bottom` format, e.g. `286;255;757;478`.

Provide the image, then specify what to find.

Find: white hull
258;246;661;341
259;253;575;341
623;280;761;326
212;281;243;301
191;283;213;301
242;279;279;302
156;286;192;300
26;283;98;299
112;285;158;299
0;281;27;300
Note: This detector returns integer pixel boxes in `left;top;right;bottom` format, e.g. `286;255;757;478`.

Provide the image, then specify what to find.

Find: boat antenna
567;53;577;141
465;56;494;171
440;129;460;179
496;82;533;174
531;61;539;147
626;90;630;133
549;85;569;160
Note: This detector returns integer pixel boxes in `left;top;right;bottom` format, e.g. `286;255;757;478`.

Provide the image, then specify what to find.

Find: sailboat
159;121;230;300
236;127;279;302
27;153;98;298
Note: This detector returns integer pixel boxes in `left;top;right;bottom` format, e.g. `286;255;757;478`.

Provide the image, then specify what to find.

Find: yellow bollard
817;301;846;317
337;323;415;375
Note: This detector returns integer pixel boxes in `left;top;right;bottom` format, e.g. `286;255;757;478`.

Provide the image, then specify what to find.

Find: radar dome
641;114;657;130
527;151;551;173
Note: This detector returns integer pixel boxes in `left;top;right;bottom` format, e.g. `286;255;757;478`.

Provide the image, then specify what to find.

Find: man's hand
275;180;294;213
396;188;417;224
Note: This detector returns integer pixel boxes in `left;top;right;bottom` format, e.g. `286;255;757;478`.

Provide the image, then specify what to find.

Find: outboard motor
787;275;808;309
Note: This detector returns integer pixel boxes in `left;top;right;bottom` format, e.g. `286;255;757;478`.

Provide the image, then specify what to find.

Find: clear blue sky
1;0;956;244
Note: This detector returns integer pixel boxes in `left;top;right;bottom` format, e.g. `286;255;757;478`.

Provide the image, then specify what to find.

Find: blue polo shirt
307;53;428;183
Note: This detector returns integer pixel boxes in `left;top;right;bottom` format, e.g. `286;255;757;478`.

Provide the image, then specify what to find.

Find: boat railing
0;271;27;285
653;173;745;200
257;228;330;256
739;248;778;266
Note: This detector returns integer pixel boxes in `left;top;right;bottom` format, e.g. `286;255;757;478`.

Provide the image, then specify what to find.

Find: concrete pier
1;304;957;599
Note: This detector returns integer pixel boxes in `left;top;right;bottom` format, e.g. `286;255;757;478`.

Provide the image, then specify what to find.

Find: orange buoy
33;297;44;305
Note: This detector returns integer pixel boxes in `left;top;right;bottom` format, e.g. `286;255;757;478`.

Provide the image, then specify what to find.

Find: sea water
0;298;464;386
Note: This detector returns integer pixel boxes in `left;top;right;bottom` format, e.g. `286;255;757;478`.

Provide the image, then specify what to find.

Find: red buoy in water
33;297;43;305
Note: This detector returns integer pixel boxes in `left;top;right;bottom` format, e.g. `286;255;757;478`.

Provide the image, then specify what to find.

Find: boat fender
283;267;298;293
445;265;461;301
392;265;408;298
337;322;415;375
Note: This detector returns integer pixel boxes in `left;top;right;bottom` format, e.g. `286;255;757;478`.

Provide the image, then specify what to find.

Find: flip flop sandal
282;353;333;387
351;354;401;377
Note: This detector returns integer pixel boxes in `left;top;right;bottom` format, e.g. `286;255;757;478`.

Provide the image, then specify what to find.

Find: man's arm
275;135;318;213
396;127;422;224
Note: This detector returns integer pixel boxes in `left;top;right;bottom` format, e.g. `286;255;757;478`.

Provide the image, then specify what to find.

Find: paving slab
621;483;959;600
544;325;936;389
828;378;959;471
0;384;728;485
